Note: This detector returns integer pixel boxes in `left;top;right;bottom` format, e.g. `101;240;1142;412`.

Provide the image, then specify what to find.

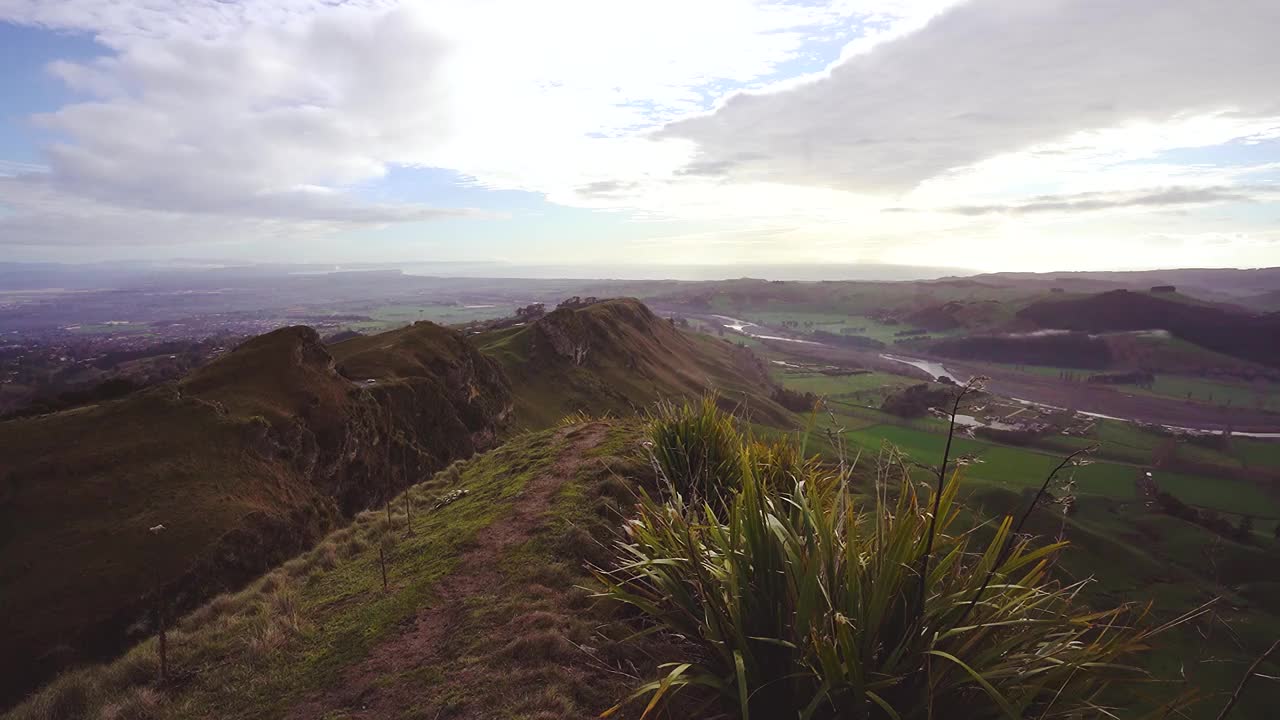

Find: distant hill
904;299;1011;331
1234;288;1280;312
930;331;1114;368
1018;289;1280;368
475;298;793;429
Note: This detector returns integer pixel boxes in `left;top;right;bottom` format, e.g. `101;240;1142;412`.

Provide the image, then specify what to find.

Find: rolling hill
475;298;794;429
0;299;791;707
0;322;512;706
1018;289;1280;367
8;412;1279;719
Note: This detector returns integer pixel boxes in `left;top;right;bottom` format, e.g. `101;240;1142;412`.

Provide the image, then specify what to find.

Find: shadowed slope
1019;290;1280;367
0;324;511;707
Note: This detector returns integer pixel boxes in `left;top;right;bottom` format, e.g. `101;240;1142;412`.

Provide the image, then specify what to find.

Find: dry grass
7;672;96;720
5;456;475;719
97;648;159;694
96;688;163;720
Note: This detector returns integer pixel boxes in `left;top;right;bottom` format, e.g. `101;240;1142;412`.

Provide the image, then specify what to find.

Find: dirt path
285;422;609;719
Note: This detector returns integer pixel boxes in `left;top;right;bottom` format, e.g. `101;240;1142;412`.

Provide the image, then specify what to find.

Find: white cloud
0;174;481;246
0;0;1278;269
31;6;457;214
661;0;1280;194
0;0;896;247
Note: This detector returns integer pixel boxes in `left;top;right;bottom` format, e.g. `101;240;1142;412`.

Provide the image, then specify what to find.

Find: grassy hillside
0;323;512;707
1019;289;1280;368
476;298;794;430
5;420;675;720
0;300;796;707
8;408;1279;719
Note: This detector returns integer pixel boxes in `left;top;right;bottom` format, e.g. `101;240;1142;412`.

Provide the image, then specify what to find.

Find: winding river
709;315;1280;438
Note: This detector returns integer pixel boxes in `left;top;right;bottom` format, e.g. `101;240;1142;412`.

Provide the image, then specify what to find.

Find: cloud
0;174;484;245
575;180;641;198
2;0;1278;269
0;0;896;249
941;185;1275;217
661;0;1280;194
31;6;456;215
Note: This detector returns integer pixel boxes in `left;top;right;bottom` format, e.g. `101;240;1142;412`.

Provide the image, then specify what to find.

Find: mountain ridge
0;298;785;706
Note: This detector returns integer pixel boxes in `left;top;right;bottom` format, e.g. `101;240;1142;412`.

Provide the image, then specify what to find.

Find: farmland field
344;302;518;332
1130;374;1280;411
845;423;1140;499
735;310;937;342
774;370;916;401
1154;469;1280;517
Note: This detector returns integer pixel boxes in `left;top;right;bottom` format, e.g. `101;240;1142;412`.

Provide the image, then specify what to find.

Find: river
879;354;968;383
712;315;822;345
713;317;1279;439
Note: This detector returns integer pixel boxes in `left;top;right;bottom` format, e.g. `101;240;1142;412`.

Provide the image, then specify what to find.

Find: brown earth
284;422;666;720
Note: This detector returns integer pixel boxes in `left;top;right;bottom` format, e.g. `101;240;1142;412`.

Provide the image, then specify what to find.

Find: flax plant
597;400;1177;720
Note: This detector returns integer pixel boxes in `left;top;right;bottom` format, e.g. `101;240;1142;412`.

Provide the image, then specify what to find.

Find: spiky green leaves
597;400;1163;720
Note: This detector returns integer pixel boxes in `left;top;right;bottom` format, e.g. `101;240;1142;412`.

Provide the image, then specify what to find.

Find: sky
1;0;1279;273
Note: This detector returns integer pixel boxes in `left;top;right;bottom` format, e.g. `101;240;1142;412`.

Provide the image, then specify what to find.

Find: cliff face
0;322;512;706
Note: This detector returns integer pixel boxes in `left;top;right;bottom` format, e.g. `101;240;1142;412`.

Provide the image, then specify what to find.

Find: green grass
7;427;570;719
846;424;1140;499
5;420;678;720
344;302;517;331
164;432;565;718
738;311;931;343
1234;437;1280;469
1153;469;1280;518
775;370;915;399
301;421;658;719
598;402;1174;720
1125;375;1280;411
964;489;1280;720
983;363;1090;377
1093;418;1163;452
843;422;1280;517
477;300;797;432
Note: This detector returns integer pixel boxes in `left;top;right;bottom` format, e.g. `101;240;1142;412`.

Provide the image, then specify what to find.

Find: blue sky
1;0;1279;272
0;23;102;164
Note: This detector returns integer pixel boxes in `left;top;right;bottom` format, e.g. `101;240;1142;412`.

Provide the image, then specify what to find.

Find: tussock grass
97;688;163;720
6;671;96;720
98;648;159;693
499;629;576;662
597;399;1179;720
647;394;744;502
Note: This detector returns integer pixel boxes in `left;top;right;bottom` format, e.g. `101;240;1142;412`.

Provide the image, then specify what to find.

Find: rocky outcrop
530;308;594;366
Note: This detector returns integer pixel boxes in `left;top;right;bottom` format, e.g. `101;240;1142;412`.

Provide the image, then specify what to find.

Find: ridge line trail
286;421;611;719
